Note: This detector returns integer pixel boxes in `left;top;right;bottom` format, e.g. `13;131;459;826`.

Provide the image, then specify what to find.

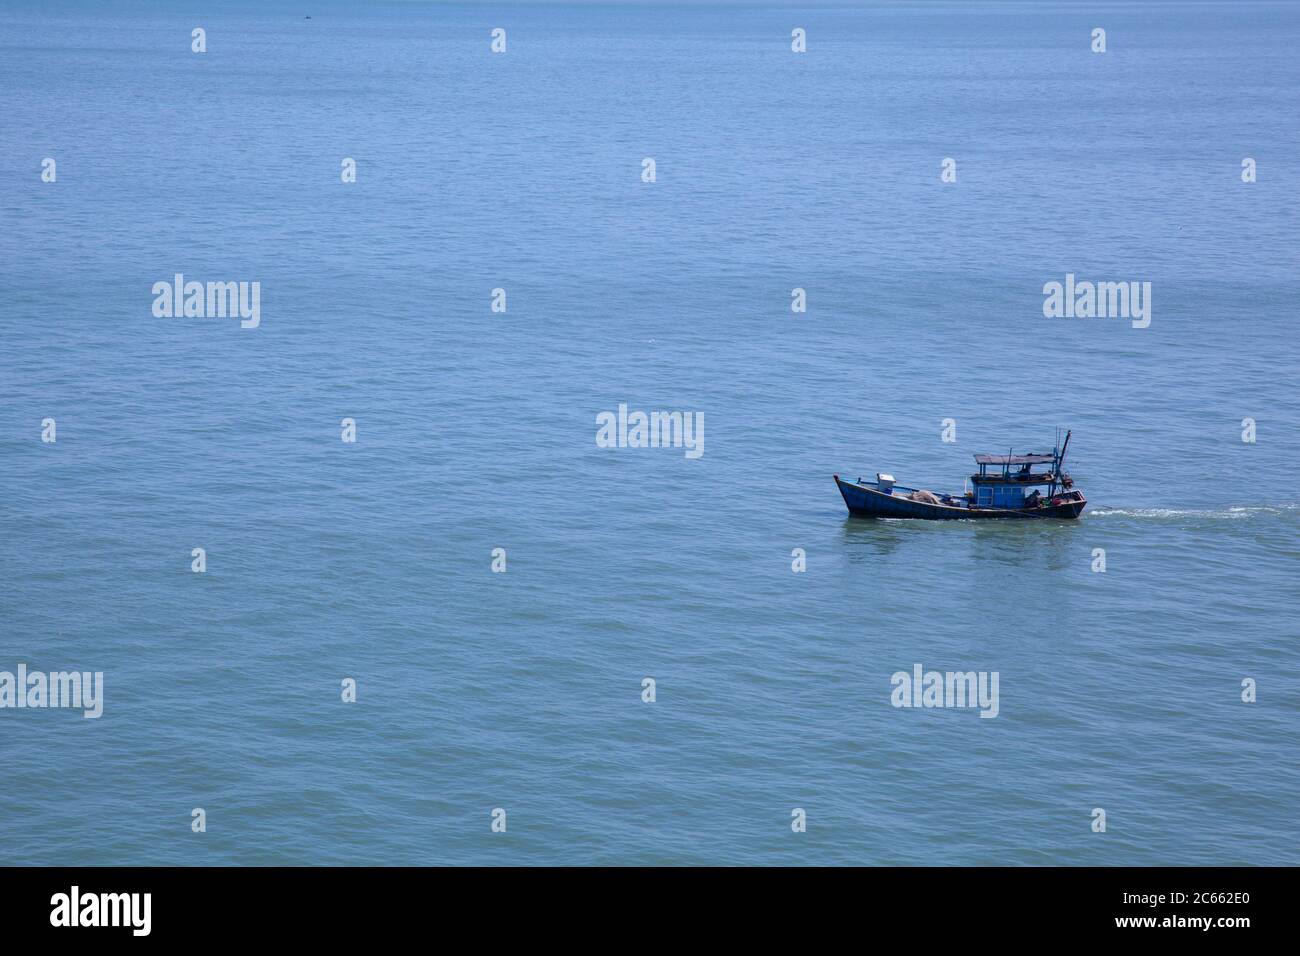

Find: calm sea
2;0;1298;865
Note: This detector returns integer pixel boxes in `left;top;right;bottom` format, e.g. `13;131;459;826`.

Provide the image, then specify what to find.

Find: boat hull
834;475;1085;520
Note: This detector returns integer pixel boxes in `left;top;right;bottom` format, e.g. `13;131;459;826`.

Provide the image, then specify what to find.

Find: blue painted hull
834;475;1085;520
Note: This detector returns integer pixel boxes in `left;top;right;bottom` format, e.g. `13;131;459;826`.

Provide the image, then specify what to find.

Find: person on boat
1025;489;1043;508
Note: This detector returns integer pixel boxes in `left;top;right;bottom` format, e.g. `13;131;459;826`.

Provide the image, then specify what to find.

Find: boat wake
1088;505;1298;519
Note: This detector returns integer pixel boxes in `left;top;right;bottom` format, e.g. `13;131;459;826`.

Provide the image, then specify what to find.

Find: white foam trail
1089;505;1296;519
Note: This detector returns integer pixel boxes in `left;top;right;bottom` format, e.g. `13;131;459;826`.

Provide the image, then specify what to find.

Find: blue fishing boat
835;430;1086;520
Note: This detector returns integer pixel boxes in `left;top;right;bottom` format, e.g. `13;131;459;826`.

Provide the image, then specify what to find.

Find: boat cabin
969;452;1067;508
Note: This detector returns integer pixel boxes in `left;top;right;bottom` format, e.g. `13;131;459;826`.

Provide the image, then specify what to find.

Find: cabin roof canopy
973;453;1055;465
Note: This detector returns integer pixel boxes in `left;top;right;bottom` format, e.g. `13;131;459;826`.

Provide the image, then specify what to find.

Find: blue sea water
2;0;1298;866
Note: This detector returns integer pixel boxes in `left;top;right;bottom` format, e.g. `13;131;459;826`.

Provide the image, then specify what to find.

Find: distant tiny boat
835;430;1086;520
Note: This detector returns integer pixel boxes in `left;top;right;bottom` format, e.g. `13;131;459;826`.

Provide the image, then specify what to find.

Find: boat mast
1054;429;1072;495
